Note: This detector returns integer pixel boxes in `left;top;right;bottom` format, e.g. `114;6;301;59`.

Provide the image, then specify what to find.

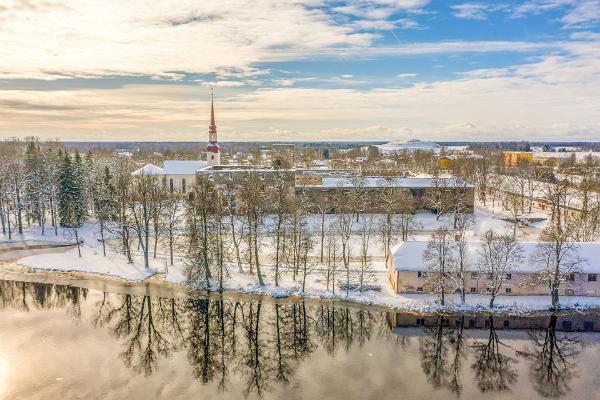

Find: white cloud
200;81;246;87
395;73;417;79
0;0;378;80
451;3;489;20
2;42;600;141
561;0;600;27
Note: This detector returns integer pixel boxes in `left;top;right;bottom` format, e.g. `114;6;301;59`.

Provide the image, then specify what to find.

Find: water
1;276;600;400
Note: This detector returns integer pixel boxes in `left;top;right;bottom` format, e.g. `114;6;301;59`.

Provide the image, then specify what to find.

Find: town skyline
1;0;599;142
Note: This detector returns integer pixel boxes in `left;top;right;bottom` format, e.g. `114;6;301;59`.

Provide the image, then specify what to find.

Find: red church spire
207;88;220;155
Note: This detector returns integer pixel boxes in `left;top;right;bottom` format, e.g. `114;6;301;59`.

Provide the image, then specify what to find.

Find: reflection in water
517;315;580;398
470;316;517;393
0;279;598;399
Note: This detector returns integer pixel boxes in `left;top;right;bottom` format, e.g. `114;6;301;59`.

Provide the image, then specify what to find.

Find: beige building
388;240;600;296
131;160;208;196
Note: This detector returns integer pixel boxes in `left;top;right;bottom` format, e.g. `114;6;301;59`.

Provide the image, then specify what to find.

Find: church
132;92;475;214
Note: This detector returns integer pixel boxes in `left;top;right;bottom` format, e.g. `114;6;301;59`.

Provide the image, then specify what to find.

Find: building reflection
0;279;594;399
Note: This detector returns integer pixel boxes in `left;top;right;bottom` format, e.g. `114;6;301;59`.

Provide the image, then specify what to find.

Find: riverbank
2;239;600;315
1;208;598;315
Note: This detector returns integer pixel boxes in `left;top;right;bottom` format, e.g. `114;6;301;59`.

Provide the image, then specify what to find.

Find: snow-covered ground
1;207;592;314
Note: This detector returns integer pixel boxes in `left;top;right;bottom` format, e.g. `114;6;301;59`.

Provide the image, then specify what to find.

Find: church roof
131;163;164;176
163;160;207;175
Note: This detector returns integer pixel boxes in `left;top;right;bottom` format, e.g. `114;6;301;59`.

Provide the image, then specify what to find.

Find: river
1;273;600;400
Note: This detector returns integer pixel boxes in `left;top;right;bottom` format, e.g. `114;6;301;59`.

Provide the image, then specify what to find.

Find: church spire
206;88;220;166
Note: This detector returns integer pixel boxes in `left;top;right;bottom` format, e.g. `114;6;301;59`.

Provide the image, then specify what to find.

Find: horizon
1;1;600;142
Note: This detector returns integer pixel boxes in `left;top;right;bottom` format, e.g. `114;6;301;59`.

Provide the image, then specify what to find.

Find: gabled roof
163;160;207;175
392;240;599;273
131;163;164;176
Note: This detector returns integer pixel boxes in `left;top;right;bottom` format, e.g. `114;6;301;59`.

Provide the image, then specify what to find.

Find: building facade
388;240;600;296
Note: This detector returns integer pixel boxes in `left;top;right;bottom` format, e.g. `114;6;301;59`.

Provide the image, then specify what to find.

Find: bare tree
423;228;456;306
532;221;586;308
477;230;523;307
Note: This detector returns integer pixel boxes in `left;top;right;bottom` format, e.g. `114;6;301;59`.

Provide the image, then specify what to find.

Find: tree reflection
470;315;517;393
0;278;591;399
419;316;466;397
518;314;580;398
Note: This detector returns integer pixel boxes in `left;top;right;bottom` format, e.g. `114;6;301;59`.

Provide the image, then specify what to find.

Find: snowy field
2;206;591;313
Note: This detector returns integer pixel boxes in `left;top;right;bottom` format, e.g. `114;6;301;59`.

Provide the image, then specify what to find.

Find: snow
377;139;442;155
311;176;471;188
11;223;161;281
131;163;164;176
1;205;599;314
162;160;207;175
392;240;600;273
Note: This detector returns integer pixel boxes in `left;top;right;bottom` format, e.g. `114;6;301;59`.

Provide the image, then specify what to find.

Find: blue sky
0;0;599;141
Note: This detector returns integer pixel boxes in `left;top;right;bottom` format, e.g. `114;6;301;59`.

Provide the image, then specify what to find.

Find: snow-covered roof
377;139;442;155
162;160;207;175
304;176;472;189
392;240;598;273
131;163;164;176
533;151;600;161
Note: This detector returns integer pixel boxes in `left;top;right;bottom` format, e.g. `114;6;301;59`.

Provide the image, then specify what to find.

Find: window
484;319;490;327
505;287;512;294
506;273;512;280
503;320;509;327
562;320;572;330
469;319;475;328
169;179;174;193
470;287;476;293
416;318;425;326
584;321;595;331
182;179;186;193
417;271;427;278
471;272;479;279
416;287;423;292
588;274;597;282
567;273;575;281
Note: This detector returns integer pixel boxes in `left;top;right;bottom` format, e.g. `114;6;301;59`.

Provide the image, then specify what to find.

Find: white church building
131;92;221;194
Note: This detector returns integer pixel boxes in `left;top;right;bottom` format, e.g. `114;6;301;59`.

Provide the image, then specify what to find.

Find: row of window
417;271;599;282
416;318;596;331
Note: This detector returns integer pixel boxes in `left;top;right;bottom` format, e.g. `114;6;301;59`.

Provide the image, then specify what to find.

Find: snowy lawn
2;209;596;313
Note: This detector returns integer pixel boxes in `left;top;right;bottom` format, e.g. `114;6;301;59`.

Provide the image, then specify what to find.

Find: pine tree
58;152;75;227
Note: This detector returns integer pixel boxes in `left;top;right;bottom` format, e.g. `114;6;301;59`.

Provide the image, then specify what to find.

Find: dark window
469;319;475;328
588;274;597;282
417;287;423;292
562;320;572;330
503;320;509;327
484;319;490;327
584;321;595;331
506;273;512;280
182;179;186;193
169;179;174;193
567;273;575;281
416;318;425;326
471;272;479;279
470;287;476;293
505;287;512;294
417;271;426;278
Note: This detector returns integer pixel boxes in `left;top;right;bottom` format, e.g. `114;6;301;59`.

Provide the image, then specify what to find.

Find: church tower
206;90;221;166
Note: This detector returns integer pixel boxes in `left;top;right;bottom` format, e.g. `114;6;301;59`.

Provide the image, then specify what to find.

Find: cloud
2;42;600;141
199;81;246;87
395;73;417;79
512;0;600;28
451;3;490;20
0;0;378;80
561;0;600;27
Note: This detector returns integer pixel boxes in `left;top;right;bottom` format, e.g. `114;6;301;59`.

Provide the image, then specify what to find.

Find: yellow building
502;151;532;167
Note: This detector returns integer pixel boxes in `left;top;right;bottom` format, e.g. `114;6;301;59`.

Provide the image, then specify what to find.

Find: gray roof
163;160;207;175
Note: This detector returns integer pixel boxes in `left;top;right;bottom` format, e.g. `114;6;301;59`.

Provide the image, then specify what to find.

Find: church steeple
206;88;221;166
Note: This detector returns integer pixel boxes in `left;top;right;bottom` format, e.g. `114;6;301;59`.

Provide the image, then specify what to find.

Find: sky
1;0;600;142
